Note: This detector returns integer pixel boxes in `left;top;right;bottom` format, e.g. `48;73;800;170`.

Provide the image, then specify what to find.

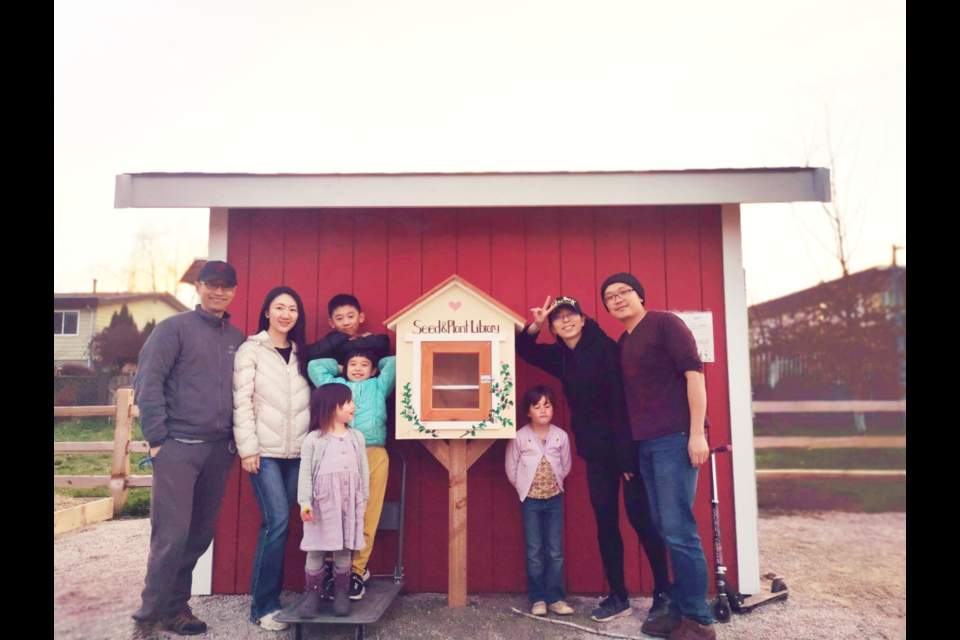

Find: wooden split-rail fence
54;388;149;514
53;394;906;516
752;399;906;480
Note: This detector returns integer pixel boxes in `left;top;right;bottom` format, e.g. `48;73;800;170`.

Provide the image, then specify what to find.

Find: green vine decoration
461;362;514;437
399;362;515;439
400;382;439;438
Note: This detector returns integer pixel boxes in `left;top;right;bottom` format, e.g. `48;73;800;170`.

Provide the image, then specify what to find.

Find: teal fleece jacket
307;356;395;447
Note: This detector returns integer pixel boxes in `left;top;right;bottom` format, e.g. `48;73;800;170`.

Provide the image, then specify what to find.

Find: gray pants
134;439;235;620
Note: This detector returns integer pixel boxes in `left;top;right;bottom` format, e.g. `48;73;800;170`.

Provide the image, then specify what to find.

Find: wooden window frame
420;341;492;422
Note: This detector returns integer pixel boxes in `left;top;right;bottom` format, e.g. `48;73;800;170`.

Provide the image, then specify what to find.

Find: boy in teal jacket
307;349;395;600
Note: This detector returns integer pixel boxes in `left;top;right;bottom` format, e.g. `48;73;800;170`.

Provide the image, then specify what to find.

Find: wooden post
420;438;496;607
448;439;468;607
110;388;134;515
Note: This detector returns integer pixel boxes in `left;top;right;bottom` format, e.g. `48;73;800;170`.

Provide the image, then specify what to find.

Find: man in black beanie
600;273;716;640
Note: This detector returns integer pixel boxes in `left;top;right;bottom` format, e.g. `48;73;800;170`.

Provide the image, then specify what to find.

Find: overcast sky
54;0;906;304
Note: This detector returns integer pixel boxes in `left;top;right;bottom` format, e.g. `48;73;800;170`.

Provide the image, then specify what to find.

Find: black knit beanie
600;273;646;311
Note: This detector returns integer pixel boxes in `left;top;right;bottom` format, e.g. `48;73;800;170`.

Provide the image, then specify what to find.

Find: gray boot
293;568;325;618
332;570;351;617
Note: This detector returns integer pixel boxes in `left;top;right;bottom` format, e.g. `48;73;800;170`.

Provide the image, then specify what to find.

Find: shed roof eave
114;168;830;209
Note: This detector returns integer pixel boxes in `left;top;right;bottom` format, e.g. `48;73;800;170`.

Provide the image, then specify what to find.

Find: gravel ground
54;513;906;640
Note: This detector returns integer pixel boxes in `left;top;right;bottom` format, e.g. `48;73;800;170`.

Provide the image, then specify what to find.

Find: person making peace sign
514;295;671;624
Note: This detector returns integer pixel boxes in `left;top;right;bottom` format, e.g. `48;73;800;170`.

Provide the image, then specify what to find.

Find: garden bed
54;497;114;535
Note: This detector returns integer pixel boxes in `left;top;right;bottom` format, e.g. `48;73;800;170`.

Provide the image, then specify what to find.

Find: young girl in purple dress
293;384;370;618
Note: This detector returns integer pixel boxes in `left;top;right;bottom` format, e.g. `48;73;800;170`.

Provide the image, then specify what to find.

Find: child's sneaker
349;572;366;600
531;601;547;616
323;567;335;601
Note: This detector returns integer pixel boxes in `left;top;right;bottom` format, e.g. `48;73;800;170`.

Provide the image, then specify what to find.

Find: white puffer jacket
233;331;311;460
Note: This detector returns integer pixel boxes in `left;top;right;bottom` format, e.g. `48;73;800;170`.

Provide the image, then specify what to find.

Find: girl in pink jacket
505;386;573;617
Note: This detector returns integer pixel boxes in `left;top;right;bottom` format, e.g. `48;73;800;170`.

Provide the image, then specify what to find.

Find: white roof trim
114;169;830;209
385;280;526;332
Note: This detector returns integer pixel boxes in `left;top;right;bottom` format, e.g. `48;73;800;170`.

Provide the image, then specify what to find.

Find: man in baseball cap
131;260;244;639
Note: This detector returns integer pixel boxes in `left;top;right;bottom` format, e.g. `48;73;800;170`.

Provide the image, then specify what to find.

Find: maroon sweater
618;311;704;442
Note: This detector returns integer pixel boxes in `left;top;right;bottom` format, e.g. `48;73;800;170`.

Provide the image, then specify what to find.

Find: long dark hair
309;383;354;435
258;286;309;380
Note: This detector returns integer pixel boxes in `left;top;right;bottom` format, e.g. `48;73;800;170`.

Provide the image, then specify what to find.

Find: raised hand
528;295;560;334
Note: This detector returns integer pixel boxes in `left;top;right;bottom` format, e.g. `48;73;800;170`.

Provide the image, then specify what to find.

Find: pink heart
449;301;462;311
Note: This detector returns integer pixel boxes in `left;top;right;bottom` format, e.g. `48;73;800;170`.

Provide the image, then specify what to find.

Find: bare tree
90;221;204;303
121;221;204;297
792;100;877;279
750;104;904;431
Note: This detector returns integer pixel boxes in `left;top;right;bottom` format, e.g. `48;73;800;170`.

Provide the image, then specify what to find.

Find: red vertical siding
315;210;354;338
213;210;252;594
219;206;739;597
489;211;529;594
386;210;425;591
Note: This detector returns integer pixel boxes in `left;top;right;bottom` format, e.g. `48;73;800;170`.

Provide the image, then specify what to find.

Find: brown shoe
667;618;717;640
160;607;207;636
641;614;681;637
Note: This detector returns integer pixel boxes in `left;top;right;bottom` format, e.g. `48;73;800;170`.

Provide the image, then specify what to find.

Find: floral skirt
300;470;367;551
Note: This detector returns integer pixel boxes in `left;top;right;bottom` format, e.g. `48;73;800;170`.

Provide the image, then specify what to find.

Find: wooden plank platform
274;578;404;626
753;436;906;449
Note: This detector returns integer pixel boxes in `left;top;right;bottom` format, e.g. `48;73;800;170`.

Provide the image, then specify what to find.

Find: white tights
306;549;351;573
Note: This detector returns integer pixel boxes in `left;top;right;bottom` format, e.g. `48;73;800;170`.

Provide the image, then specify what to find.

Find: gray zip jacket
134;306;245;448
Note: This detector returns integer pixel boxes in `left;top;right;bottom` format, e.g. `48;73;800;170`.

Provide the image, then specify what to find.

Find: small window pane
433;353;479;386
433;388;480;409
54;312;64;335
63;312;79;335
432;352;480;409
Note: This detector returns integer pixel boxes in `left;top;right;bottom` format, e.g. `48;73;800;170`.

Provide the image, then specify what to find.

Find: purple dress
300;433;367;551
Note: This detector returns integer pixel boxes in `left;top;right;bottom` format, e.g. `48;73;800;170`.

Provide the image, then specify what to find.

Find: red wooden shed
115;168;830;600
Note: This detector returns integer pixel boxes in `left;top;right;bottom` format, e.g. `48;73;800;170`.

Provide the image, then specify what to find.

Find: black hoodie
515;317;636;472
306;331;391;366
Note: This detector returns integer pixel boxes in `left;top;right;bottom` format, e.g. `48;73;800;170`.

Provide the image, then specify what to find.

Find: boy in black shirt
306;294;390;366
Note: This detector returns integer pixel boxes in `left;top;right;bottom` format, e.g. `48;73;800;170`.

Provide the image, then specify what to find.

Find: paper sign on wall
672;311;715;362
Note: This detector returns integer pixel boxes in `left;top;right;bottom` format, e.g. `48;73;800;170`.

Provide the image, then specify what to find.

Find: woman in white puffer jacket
233;286;311;631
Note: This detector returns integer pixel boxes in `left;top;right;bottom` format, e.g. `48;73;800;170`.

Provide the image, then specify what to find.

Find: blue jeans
638;432;713;626
520;493;565;604
248;457;300;620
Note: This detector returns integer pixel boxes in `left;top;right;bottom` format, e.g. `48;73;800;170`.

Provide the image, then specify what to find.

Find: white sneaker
531;601;548;616
259;611;289;631
548;601;575;615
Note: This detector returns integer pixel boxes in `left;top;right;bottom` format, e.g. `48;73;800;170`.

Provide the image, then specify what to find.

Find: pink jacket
505;424;573;502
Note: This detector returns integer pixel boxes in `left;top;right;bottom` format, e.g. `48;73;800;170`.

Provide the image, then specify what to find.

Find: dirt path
54;513;906;640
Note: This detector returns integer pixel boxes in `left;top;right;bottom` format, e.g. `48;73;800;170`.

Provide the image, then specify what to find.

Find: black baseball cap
197;260;238;286
548;296;583;323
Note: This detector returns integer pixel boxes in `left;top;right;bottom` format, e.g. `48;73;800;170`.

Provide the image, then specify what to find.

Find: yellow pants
352;446;389;576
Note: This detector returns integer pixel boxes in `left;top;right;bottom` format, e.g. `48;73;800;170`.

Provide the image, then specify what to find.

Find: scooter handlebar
711;444;732;454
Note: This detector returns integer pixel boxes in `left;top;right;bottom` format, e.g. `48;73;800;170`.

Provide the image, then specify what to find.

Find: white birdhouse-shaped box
385;275;526;440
